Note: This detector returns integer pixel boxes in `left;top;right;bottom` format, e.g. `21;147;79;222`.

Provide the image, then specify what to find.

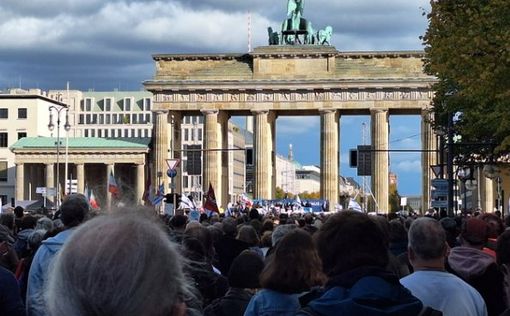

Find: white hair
46;209;194;316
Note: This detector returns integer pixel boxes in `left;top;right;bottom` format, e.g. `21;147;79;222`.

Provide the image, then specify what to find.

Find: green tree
423;0;510;157
388;182;401;213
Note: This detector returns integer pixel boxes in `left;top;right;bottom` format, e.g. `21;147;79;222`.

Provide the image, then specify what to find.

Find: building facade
0;89;68;206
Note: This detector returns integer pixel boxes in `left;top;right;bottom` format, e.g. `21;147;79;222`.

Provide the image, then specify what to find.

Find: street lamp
48;105;70;208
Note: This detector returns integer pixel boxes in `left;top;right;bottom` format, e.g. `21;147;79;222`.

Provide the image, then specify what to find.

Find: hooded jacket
298;266;423;316
448;246;505;316
14;228;34;258
26;228;76;316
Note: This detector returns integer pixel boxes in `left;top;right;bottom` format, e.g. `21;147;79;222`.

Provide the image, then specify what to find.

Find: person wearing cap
204;250;264;316
447;217;506;316
26;194;89;316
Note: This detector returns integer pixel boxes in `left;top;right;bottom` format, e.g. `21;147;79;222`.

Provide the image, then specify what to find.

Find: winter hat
462;218;489;245
228;250;264;289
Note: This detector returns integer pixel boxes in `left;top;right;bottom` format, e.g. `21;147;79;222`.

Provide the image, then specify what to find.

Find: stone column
202;109;221;205
253;110;274;200
371;109;389;213
45;163;55;203
15;163;24;201
421;110;438;213
169;111;182;195
153;110;169;192
76;163;85;194
219;111;230;208
320;109;340;210
481;177;495;212
136;164;145;205
106;164;114;210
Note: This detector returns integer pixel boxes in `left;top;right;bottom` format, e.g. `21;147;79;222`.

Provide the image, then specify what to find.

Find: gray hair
35;217;54;232
272;224;297;247
46;210;193;316
408;217;447;260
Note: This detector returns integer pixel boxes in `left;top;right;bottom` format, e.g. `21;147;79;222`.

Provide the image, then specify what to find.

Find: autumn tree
423;0;510;157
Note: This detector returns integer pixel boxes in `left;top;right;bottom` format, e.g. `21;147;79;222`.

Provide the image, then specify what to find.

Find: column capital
251;109;269;115
370;108;389;114
153;110;169;115
318;109;337;114
201;109;219;115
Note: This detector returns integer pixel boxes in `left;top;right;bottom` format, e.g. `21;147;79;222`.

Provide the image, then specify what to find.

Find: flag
203;183;219;214
152;183;164;206
240;193;253;207
293;194;302;207
348;198;363;212
83;184;89;200
89;189;99;209
108;170;120;197
179;194;196;210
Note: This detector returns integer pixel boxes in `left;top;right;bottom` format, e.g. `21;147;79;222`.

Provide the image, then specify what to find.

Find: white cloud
277;116;319;135
392;159;421;173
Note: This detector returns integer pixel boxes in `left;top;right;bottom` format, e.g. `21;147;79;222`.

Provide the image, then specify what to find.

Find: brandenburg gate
144;45;437;212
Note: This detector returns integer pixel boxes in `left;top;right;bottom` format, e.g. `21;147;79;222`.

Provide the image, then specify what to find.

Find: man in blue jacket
298;211;423;316
26;194;89;316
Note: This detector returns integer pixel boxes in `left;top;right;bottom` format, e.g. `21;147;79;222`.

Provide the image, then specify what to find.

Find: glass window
106;114;111;124
124;98;131;111
144;98;152;111
198;128;202;141
0;132;7;147
17;132;27;140
145;114;151;123
183;175;188;189
138;114;144;123
132;114;137;124
105;98;112;111
118;129;122;137
99;114;104;124
184;129;189;141
84;130;89;137
92;114;98;124
18;108;27;119
198;115;204;124
79;114;84;124
0;161;7;182
85;98;92;111
0;109;7;119
91;130;95;137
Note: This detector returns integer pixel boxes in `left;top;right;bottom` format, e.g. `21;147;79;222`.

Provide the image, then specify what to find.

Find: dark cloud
0;0;430;91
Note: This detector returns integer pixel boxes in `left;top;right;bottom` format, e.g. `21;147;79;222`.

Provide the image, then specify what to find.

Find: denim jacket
244;289;300;316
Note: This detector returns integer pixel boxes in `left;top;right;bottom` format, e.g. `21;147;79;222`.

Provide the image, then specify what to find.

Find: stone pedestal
320;109;339;209
371;109;389;213
421;110;438;212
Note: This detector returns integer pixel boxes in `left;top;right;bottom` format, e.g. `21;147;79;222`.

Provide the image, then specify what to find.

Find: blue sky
0;0;430;195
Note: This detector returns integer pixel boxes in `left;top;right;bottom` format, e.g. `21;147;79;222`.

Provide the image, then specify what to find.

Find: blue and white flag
152;183;164;206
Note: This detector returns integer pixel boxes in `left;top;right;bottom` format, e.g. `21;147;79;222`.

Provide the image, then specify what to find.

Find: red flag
89;189;100;209
108;170;119;197
203;183;219;213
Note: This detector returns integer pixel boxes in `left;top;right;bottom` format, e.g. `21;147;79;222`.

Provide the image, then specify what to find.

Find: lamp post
48;105;70;209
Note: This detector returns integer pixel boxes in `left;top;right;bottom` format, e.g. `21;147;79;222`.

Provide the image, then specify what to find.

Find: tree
388;181;401;213
423;0;510;157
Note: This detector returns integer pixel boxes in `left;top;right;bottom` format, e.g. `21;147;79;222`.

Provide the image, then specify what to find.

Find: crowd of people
1;193;510;316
